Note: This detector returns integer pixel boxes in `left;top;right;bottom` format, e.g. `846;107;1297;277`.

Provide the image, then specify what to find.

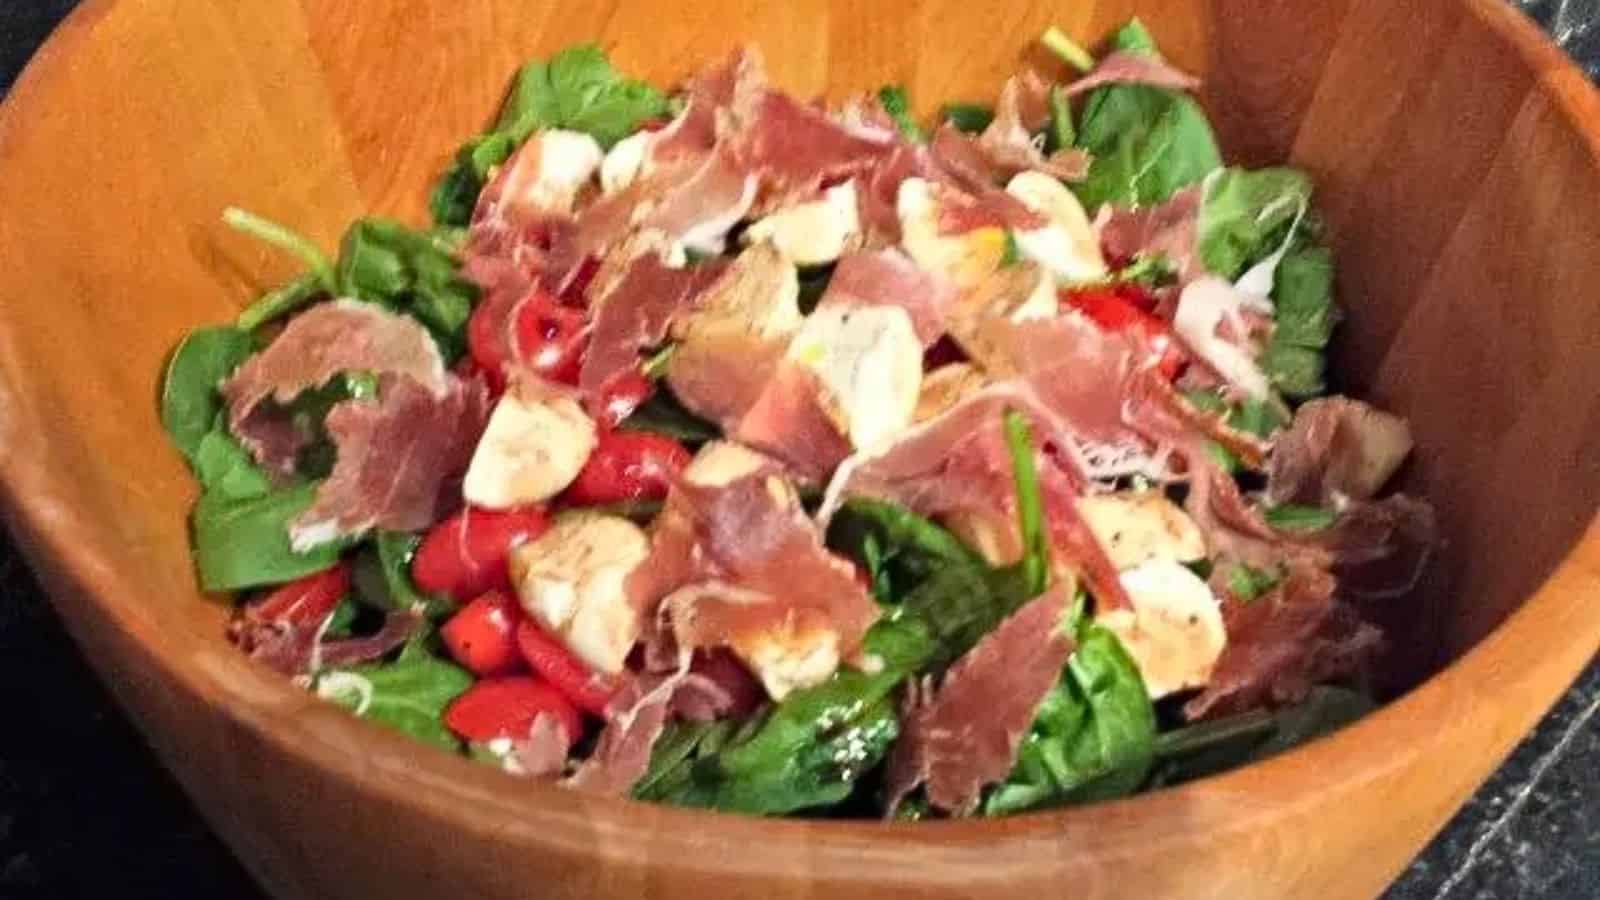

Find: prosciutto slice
221;301;448;476
884;586;1075;815
1064;50;1202;97
1267;397;1415;506
817;249;955;346
289;374;490;549
972;72;1090;183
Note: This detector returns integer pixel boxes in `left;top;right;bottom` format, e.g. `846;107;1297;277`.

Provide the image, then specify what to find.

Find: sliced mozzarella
1097;558;1227;699
673;242;801;342
500;130;603;215
1174;276;1273;401
787;304;923;451
1005;171;1108;283
744;180;862;266
727;616;841;701
509;513;651;675
599;129;655;194
1078;492;1206;570
463;391;597;508
897;177;1008;287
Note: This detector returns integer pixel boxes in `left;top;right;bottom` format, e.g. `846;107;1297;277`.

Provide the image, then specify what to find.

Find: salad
160;21;1436;819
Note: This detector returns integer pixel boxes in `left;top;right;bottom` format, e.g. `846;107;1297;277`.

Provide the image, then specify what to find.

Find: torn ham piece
1063;50;1202;97
1094;184;1203;276
290;373;490;549
972;72;1090;183
1267;397;1415;507
885;586;1075;815
1184;566;1381;720
566;677;676;794
815;249;955;347
221;301;449;476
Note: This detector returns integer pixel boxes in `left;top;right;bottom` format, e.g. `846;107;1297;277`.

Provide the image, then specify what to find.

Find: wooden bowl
1;1;1596;897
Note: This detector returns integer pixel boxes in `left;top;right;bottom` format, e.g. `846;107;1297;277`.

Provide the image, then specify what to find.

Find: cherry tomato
514;619;622;716
595;369;656;429
1061;286;1186;380
441;591;528;677
249;564;350;628
511;289;588;384
467;286;589;387
563;430;692;506
412;506;551;602
443;676;584;743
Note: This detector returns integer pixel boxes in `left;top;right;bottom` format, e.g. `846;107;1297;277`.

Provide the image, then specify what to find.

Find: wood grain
0;0;1596;898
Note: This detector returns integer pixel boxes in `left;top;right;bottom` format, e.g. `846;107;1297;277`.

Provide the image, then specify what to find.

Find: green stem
223;207;339;295
236;272;324;331
1003;410;1049;595
1041;26;1096;74
1152;709;1275;759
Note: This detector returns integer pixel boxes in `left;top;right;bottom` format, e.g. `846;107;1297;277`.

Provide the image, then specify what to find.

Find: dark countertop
0;3;1595;898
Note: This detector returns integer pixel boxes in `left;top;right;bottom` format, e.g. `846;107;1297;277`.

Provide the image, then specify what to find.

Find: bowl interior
1;1;1598;898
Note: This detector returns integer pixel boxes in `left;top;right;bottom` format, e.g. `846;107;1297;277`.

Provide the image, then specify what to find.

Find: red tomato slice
562;429;692;506
595;370;656;429
440;591;527;677
443;676;584;744
412;506;551;602
514;619;622;716
250;564;350;628
510;290;588;385
1061;286;1187;380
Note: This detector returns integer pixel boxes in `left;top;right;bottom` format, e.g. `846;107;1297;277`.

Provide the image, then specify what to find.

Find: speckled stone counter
0;2;1594;897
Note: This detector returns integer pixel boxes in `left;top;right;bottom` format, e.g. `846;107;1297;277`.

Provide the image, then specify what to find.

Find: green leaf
1147;687;1373;787
191;423;272;501
825;498;986;604
222;207;338;295
1000;230;1022;267
1072;19;1221;211
323;596;360;639
940;103;994;134
1196;167;1313;280
877;85;924;142
1263;504;1337;533
1225;562;1283;601
192;482;347;591
236;272;325;331
336;218;476;360
317;643;473;751
429;134;517;227
1260;342;1326;398
352;531;453;618
1272;245;1339;348
985;621;1156;815
161;326;256;464
618;387;721;444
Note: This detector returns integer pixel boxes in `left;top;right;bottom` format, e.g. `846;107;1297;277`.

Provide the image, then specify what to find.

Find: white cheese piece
1174;276;1273;401
599;129;655;194
1005;170;1108;283
727;617;842;701
500;130;603;214
897;177;1009;287
744;180;862;266
1097;558;1227;699
509;513;651;675
684;440;777;487
787;304;923;451
1078;492;1207;570
462;391;597;508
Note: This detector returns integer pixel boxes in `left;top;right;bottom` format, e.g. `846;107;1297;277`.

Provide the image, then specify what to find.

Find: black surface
0;3;1595;899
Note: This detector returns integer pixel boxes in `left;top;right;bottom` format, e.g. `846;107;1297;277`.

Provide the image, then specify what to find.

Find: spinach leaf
985;620;1156;815
236;272;325;331
1072;19;1221;211
316;642;474;751
432;45;665;226
1197;167;1313;280
1263;503;1337;533
161;326;256;464
323;595;360;639
351;531;453;618
191;422;272;501
618;387;721;444
1260;343;1326;399
336;218;477;359
191;482;347;591
940;103;994;134
1272;245;1338;348
1225;562;1282;601
877;85;924;142
826;498;985;601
